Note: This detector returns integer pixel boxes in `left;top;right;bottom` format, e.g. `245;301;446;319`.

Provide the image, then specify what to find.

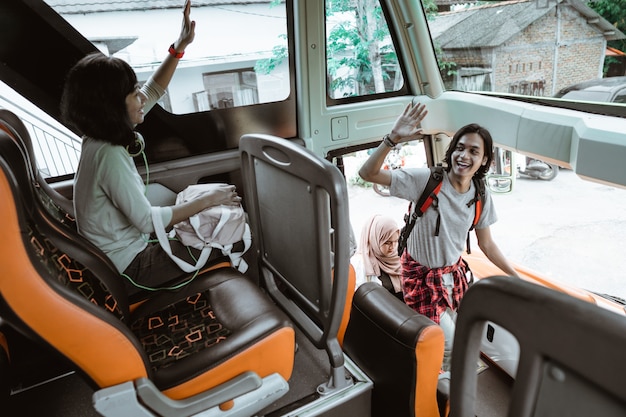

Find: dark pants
122;240;215;297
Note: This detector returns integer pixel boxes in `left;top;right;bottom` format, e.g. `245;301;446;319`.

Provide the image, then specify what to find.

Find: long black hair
60;52;138;147
443;123;494;180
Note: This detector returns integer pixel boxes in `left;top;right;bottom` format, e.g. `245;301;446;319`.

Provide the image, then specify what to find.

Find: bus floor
4;327;512;416
4;325;331;417
474;359;513;417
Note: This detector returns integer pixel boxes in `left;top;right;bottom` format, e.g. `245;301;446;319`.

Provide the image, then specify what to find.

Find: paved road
346;164;626;302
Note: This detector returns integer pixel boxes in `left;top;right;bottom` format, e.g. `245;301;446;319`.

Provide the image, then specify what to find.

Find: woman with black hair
61;1;241;296
359;102;518;371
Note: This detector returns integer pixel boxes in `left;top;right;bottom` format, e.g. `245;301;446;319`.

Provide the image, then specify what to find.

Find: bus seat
337;264;357;347
343;282;446;417
239;133;354;394
449;276;626;417
0;108;76;218
0;130;295;416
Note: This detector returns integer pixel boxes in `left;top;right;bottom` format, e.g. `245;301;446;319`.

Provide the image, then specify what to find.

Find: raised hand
390;102;428;144
175;0;196;52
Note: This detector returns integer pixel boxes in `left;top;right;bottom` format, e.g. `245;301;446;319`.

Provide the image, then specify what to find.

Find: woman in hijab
351;214;404;301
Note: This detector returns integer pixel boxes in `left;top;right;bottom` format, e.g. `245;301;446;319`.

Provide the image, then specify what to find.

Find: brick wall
443;3;606;96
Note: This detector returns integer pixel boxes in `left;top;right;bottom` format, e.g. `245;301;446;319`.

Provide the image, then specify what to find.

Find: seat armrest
93;372;289;417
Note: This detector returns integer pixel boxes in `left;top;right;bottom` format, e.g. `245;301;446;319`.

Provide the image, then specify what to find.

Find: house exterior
428;0;626;96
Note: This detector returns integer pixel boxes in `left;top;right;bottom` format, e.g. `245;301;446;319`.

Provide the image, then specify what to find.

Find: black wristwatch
382;134;396;148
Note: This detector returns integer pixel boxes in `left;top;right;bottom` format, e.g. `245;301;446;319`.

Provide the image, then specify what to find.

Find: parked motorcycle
517;156;559;181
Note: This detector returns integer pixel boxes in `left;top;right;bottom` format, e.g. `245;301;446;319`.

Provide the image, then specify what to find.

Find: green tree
586;0;626;75
325;0;397;97
587;0;626;52
326;0;448;97
254;1;287;75
257;0;451;98
254;34;287;75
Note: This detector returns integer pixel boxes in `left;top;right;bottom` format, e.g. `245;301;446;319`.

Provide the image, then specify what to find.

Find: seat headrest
0;130;130;319
0;108;76;217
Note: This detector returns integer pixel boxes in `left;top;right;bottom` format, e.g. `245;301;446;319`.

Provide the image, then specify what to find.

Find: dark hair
443;123;494;180
60;52;138;147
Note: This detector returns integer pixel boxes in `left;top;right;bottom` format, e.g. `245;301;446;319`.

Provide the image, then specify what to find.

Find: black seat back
239;133;352;391
449;276;626;417
0;109;75;217
344;282;445;417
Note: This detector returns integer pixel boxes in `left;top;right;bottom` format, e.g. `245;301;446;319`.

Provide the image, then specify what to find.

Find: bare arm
358;102;428;186
358;142;394;186
150;0;196;91
475;226;519;277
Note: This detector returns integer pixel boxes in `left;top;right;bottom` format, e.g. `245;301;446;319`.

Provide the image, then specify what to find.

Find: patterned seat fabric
27;222;126;321
131;291;232;372
0;110;253;380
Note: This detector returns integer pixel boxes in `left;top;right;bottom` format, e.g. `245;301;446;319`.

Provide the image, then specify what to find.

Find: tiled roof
429;0;625;49
46;0;273;14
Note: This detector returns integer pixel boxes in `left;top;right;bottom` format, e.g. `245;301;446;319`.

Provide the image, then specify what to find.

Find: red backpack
397;164;485;256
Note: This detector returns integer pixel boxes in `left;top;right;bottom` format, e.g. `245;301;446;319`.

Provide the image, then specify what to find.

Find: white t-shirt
390;168;497;268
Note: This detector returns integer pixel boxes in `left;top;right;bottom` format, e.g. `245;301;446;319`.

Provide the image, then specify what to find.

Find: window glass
612;89;626;103
45;0;290;114
325;0;405;100
0;82;80;178
428;0;626;106
197;69;259;110
559;91;611;102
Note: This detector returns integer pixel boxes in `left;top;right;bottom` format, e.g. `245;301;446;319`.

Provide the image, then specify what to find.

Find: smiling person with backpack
359;102;518;371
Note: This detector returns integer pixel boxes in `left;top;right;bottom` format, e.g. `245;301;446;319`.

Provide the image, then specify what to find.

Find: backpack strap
397;164;444;256
465;176;485;254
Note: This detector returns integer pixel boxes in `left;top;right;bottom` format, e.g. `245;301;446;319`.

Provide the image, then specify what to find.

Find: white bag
152;184;251;273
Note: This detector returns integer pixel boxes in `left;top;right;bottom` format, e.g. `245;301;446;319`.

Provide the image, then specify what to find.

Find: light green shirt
73;77;172;272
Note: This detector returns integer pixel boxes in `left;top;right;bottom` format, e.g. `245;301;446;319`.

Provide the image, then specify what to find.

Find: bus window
0;81;80;179
325;0;406;101
48;0;290;114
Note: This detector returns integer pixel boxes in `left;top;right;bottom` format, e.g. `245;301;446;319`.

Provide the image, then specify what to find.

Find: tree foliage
326;0;453;97
326;0;394;96
585;0;626;75
254;34;287;75
586;0;626;53
257;0;453;96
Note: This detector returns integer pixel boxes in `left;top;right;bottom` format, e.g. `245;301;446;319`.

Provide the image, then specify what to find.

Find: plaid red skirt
400;253;469;324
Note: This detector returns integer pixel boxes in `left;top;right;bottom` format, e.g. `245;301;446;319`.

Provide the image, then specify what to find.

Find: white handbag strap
152;207;213;273
216;223;252;273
